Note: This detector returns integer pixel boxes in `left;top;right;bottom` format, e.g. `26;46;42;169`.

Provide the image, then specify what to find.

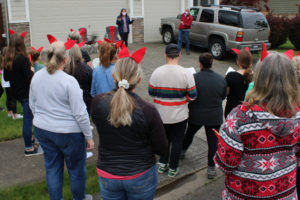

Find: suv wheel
209;38;226;60
162;27;174;44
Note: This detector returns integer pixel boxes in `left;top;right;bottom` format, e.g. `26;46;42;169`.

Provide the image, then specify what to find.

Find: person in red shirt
178;9;193;55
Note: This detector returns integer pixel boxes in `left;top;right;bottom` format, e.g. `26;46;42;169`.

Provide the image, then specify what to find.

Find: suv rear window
218;10;240;27
240;12;268;29
200;9;214;23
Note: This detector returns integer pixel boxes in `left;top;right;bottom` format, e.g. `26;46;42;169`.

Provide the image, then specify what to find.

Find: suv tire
162;27;174;44
209;38;226;60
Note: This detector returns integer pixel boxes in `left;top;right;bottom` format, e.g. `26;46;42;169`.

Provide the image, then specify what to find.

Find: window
240;12;269;29
218;10;240;27
200;9;214;23
190;8;199;21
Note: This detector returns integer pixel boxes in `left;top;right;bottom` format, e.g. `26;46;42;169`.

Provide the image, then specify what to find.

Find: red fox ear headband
97;38;124;49
231;47;250;55
118;45;146;64
260;42;296;61
31;46;44;53
47;34;76;50
9;28;27;38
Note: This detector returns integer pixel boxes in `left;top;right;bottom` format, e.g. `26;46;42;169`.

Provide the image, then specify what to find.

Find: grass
0;164;100;200
0;80;24;141
274;40;296;53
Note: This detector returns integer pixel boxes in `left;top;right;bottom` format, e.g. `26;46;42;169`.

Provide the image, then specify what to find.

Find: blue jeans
99;165;157;200
178;29;190;52
21;99;33;149
34;127;87;200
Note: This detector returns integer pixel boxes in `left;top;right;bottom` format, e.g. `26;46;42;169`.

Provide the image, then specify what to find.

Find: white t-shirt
1;70;10;88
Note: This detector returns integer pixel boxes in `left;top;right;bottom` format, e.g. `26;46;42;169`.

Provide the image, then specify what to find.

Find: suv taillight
236;31;243;42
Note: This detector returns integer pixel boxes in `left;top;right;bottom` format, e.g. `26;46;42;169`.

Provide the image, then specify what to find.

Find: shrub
289;16;300;50
266;13;289;49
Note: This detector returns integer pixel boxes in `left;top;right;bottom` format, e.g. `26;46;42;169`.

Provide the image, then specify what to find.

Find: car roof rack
217;5;260;12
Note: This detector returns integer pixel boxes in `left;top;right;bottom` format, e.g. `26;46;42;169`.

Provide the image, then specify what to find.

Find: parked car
159;5;271;59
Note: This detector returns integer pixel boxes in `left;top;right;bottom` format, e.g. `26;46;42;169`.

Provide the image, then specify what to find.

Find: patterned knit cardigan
214;104;300;200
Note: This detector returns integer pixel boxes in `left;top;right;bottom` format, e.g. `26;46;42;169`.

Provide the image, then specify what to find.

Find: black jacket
4;54;33;101
116;15;134;34
73;62;93;97
91;92;168;176
188;68;227;126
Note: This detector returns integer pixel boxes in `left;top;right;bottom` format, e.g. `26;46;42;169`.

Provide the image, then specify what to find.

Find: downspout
181;0;184;13
189;0;193;8
129;0;133;44
4;0;9;45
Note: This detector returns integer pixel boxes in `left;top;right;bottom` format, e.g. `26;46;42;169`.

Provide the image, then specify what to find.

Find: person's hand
117;17;121;21
86;139;94;150
31;67;34;72
180;21;184;25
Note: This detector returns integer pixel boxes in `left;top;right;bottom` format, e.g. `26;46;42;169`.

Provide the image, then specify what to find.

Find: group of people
0;8;300;200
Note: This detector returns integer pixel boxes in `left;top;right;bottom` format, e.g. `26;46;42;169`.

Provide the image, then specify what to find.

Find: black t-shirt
73;62;93;97
81;50;91;63
225;71;249;117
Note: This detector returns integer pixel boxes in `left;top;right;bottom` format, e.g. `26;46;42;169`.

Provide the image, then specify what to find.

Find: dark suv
159;5;271;59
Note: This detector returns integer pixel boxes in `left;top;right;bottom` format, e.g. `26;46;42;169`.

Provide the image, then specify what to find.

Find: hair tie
118;79;130;89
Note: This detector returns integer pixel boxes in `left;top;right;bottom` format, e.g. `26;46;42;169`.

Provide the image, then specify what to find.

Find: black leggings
120;32;129;47
159;120;187;169
5;88;17;113
182;123;220;167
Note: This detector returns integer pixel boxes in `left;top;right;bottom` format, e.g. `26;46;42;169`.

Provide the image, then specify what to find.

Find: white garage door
29;0;128;48
144;0;180;42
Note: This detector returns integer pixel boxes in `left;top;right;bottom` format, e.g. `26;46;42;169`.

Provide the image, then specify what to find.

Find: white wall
9;0;26;22
144;0;181;42
29;0;128;48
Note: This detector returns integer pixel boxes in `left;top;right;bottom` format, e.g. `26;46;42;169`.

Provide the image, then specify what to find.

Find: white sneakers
8;113;23;119
13;114;23;120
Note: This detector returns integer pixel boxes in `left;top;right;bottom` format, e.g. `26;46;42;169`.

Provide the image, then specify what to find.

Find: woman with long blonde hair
30;38;94;200
215;53;300;200
64;44;93;115
91;47;168;200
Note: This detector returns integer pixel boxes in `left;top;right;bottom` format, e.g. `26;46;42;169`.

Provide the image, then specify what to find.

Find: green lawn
0;164;100;200
275;40;296;53
0;84;23;141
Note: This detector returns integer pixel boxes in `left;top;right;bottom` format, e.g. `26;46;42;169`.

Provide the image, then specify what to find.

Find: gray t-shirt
29;68;92;140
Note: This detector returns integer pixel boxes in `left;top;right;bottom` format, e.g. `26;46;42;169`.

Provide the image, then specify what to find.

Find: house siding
9;0;27;22
133;0;142;17
268;0;298;14
144;0;181;42
29;0;128;48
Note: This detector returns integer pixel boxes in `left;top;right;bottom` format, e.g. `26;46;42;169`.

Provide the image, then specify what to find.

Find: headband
118;45;146;64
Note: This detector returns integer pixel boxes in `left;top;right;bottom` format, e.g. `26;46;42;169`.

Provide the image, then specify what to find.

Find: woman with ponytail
91;41;117;96
29;48;45;72
3;33;38;155
224;49;253;118
29;38;94;200
91;47;168;200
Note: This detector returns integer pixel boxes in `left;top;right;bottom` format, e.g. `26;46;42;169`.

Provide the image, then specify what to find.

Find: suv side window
190;8;199;21
200;9;214;23
218;10;240;27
